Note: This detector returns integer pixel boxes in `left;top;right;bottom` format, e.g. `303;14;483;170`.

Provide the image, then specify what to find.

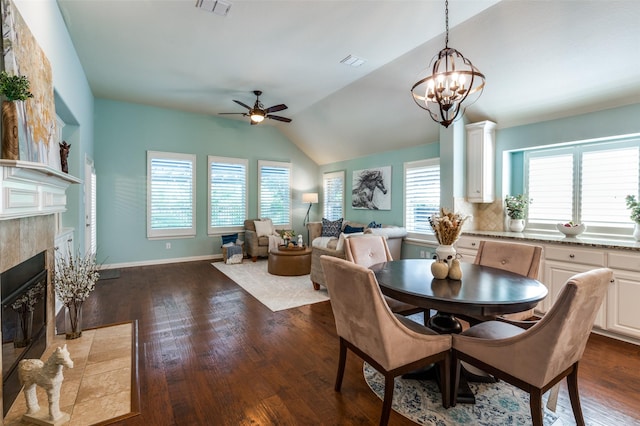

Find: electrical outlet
420;250;425;258
165;242;171;249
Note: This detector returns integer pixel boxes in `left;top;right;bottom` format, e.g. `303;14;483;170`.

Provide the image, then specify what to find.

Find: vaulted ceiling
57;0;640;165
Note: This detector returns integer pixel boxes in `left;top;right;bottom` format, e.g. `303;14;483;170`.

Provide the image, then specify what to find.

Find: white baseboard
100;254;222;271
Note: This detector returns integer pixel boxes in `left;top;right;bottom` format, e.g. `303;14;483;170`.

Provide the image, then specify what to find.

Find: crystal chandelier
411;0;485;128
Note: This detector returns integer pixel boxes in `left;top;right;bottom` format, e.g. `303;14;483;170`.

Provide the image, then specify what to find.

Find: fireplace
1;251;47;416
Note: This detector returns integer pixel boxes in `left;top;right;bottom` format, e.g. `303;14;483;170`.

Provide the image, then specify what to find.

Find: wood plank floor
79;260;640;425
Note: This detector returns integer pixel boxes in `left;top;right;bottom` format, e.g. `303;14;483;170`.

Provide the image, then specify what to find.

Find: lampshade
250;110;265;123
302;193;318;204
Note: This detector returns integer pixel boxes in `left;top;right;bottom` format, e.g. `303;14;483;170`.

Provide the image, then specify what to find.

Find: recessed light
195;0;231;16
340;54;366;68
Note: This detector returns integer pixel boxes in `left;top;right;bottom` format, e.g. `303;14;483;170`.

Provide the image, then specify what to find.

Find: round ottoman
268;247;312;276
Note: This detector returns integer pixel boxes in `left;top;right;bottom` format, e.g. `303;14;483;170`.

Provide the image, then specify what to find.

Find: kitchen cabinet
465;121;496;203
606;252;640;339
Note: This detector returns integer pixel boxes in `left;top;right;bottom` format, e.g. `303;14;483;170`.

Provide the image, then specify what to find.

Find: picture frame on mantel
1;0;60;170
351;166;392;210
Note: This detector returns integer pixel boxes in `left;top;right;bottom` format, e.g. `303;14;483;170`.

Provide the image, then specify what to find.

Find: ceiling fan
219;90;292;125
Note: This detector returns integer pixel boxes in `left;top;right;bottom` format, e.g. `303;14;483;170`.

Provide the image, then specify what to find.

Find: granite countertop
462;230;640;252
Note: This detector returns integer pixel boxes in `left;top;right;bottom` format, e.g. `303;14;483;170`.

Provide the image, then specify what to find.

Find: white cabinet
455;236;481;263
465;121;496;203
606;252;640;339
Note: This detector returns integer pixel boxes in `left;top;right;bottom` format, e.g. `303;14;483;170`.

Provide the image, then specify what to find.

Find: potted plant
54;250;100;339
0;70;33;160
505;194;529;232
625;195;640;241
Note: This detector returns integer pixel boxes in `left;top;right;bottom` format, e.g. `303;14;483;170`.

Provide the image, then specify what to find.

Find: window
525;137;640;235
208;156;248;234
258;160;291;227
323;171;345;220
404;159;440;238
147;151;196;239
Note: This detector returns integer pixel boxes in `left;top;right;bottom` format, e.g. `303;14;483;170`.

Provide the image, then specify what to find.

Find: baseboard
100;254;221;270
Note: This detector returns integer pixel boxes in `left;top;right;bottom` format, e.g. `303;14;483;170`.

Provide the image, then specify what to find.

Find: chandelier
411;0;485;128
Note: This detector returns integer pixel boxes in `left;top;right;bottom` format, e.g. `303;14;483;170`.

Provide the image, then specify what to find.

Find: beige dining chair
451;267;613;426
471;240;543;324
320;255;452;426
344;235;427;319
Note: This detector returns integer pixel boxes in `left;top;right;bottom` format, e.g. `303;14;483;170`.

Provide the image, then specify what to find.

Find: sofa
307;220;407;290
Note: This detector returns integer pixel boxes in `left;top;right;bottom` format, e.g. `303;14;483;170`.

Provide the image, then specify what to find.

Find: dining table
370;258;549;403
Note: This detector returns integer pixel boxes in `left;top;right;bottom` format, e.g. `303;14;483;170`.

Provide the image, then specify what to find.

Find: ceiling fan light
250;110;265;123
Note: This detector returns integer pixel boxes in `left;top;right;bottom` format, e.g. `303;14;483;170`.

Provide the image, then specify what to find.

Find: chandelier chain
445;0;449;47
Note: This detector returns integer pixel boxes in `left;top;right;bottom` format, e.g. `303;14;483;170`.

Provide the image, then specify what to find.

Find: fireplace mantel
0;160;81;220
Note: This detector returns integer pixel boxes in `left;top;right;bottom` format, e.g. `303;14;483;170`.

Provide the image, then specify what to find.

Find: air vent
195;0;232;16
340;55;367;67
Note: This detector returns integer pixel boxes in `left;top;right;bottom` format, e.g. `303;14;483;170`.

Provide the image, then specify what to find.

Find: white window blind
525;138;640;235
147;151;196;239
323;171;345;221
258;160;291;226
404;159;440;237
208;156;248;234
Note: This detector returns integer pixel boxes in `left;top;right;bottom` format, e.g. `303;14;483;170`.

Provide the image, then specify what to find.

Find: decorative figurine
18;344;74;424
297;234;304;247
59;141;71;173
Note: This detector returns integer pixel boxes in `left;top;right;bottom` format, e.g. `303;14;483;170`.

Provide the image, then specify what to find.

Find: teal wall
16;0;95;254
316;142;440;227
94;99;318;265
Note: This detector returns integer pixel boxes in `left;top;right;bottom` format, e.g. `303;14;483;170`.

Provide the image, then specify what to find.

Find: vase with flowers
505;194;529;232
54;250;100;339
0;71;33;160
429;208;469;263
625;195;640;241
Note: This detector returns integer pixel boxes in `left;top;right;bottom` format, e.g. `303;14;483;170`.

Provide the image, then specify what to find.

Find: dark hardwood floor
80;260;640;425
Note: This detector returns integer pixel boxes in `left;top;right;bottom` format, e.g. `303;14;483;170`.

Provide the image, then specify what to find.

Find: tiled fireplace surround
0;215;57;420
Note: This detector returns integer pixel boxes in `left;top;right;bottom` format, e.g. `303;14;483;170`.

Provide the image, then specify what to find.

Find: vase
14;310;33;348
634;224;640;242
509;218;525;232
65;302;83;340
435;244;457;263
1;101;19;160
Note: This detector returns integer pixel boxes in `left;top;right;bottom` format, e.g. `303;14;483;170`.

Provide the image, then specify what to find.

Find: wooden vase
1;100;19;160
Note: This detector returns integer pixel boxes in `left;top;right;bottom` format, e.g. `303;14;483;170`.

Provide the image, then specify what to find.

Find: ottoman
268;247;312;276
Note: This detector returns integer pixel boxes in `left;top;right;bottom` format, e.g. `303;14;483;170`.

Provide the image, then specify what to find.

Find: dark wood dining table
370;258;548;334
370;258;548;403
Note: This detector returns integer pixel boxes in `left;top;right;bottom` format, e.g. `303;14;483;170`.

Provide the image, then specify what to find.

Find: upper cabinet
466;121;496;203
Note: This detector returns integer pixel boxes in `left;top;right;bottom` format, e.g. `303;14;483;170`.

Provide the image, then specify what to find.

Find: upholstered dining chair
320;255;452;426
344;235;427;319
471;240;543;324
451;268;613;426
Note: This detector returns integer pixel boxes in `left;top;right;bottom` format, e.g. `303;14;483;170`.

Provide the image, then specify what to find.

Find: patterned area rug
212;260;329;311
364;362;560;425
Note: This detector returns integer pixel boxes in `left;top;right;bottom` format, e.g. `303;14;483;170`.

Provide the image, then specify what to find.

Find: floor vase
65;302;83;339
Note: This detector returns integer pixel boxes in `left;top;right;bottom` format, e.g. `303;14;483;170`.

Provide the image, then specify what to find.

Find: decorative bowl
556;222;586;236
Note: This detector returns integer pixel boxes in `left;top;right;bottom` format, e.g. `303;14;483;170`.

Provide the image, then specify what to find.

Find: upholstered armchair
451;268;613;426
320;255;451;426
244;218;283;261
344;236;426;318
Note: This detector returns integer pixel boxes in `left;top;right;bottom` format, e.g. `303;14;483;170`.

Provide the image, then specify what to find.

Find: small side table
268;247;312;276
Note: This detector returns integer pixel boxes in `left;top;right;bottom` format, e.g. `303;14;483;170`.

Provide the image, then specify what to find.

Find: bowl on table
556;222;586;236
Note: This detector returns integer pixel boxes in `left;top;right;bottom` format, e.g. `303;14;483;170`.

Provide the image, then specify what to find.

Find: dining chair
451;267;613;426
320;255;452;426
472;240;543;324
344;235;427;319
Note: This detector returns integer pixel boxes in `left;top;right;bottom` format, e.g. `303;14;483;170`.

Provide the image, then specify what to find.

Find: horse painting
18;344;74;421
352;169;389;210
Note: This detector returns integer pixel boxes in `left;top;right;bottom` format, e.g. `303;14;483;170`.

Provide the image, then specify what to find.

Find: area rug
212;260;329;311
4;321;139;426
364;362;560;425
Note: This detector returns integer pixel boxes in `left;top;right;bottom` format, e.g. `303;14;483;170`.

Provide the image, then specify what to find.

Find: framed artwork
352;166;391;210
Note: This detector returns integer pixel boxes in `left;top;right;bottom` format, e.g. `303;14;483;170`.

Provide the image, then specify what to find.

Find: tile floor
4;322;135;426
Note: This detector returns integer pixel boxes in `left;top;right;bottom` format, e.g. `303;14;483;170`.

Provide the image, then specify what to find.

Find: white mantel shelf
0;159;82;220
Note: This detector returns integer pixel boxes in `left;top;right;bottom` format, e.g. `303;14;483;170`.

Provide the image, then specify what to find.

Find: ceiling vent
340;55;367;68
195;0;231;16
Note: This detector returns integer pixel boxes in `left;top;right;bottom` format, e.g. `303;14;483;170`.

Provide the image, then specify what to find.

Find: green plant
0;71;33;101
505;194;529;220
625;195;640;223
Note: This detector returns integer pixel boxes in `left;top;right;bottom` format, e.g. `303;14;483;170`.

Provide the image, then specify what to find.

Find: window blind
323;171;344;221
404;159;440;235
209;157;247;233
258;161;291;226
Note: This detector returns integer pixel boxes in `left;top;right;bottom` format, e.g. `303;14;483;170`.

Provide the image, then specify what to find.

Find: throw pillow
221;233;238;245
367;221;382;229
322;218;343;238
344;224;365;234
254;220;274;237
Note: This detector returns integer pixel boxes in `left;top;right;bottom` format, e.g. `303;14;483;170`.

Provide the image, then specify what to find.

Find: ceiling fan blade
219;112;248;116
267;115;292;123
233;100;252;110
265;104;287;114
